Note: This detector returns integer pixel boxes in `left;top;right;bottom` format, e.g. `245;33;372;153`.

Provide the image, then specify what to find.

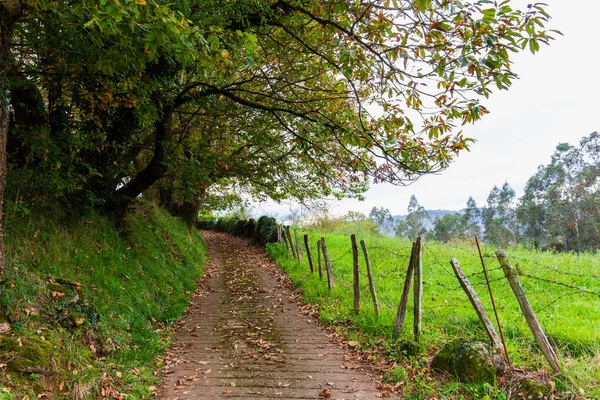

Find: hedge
196;215;278;245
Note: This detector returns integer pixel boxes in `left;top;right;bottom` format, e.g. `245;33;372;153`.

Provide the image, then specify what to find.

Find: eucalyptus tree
482;182;517;247
517;132;600;251
395;194;429;239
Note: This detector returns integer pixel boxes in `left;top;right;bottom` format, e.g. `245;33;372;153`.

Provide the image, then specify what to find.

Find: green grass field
267;229;600;399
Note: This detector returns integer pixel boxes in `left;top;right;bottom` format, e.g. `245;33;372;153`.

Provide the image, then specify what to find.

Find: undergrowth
266;230;600;399
0;202;206;399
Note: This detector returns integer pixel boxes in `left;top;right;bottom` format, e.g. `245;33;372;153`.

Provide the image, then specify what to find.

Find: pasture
267;230;600;398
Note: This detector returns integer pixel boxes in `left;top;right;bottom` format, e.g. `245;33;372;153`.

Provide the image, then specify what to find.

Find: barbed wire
509;254;600;280
519;272;600;298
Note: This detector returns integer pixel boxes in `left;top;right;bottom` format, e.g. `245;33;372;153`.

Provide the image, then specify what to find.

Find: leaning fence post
316;239;323;279
321;237;334;290
360;240;380;317
304;234;315;274
282;226;291;256
496;250;562;374
450;258;503;350
413;237;423;342
393;241;417;340
351;234;360;315
285;227;297;260
294;229;302;262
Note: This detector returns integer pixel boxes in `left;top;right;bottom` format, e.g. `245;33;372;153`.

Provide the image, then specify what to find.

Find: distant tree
517;172;548;248
394;219;410;239
461;196;482;238
517;132;600;251
432;213;462;242
345;211;368;223
395;195;429;240
369;207;393;232
482;182;517;247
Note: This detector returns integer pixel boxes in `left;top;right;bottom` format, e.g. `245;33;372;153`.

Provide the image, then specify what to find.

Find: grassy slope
267;229;600;399
0;202;206;399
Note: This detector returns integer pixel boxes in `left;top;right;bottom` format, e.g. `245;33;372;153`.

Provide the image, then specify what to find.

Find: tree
461;196;482;238
432;213;461;243
395;195;429;240
0;0;557;285
369;207;393;232
1;0;22;273
482;182;517;247
517;132;600;251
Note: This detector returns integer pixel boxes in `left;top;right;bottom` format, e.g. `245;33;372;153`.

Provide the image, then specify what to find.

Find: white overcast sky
254;0;600;219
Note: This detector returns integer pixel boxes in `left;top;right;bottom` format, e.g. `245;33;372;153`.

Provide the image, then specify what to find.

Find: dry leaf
319;388;332;398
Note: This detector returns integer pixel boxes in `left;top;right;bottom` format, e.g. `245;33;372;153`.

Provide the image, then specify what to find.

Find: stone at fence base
510;378;553;400
431;339;507;384
398;340;422;357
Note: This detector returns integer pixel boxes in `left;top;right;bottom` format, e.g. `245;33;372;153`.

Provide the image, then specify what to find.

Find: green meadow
267;229;600;399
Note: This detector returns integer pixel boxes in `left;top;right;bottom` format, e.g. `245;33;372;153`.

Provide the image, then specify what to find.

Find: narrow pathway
158;231;392;399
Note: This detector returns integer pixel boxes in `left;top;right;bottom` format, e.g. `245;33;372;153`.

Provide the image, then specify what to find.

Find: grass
267;229;600;399
0;201;207;399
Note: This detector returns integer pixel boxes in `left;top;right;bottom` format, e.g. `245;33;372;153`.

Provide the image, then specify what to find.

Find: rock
0;336;52;374
398;340;422;357
431;339;506;384
47;283;67;294
68;312;87;327
511;378;553;399
0;313;10;333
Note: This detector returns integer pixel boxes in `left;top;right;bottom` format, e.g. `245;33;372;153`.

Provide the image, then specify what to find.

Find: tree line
368;132;600;252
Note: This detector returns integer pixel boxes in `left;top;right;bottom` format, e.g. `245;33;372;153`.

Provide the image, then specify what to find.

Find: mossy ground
0;201;206;399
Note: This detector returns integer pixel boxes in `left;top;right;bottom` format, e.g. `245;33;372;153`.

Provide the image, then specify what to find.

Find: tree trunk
1;0;22;274
174;186;207;231
107;105;173;220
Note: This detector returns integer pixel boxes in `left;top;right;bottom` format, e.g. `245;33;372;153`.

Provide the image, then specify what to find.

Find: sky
254;0;600;219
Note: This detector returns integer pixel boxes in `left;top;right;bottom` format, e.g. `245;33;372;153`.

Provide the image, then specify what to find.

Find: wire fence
277;225;600;367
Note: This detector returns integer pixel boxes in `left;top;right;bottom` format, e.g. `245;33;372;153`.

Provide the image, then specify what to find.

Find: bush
254;216;278;245
196;215;217;229
197;215;276;245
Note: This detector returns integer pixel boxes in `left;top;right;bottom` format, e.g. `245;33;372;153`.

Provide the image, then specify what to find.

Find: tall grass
267;229;600;398
0;202;206;399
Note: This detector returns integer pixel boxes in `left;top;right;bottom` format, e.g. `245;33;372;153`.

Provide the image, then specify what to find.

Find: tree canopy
0;1;556;267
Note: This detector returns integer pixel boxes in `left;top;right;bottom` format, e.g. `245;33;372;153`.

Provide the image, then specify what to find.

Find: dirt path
158;231;392;400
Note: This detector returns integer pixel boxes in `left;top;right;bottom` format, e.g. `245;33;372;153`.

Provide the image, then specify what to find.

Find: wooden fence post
294;229;302;262
304;234;315;274
393;241;417;340
496;250;562;374
351;234;360;315
277;224;282;243
321;237;334;290
360;239;380;317
413;236;423;342
450;258;503;350
282;226;291;256
317;239;323;279
285;227;297;260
